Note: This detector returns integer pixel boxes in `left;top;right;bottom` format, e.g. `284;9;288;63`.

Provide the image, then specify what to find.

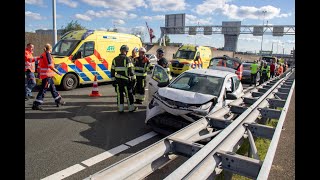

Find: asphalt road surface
25;77;251;180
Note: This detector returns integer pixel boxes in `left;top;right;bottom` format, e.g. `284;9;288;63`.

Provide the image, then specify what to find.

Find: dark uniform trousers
115;78;134;106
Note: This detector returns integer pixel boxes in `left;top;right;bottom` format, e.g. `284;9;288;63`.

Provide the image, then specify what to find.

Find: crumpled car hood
158;87;215;104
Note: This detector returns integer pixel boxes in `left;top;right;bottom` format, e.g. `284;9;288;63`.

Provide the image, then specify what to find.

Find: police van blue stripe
84;64;95;72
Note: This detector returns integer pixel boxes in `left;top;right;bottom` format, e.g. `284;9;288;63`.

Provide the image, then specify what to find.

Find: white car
145;54;158;66
146;65;244;134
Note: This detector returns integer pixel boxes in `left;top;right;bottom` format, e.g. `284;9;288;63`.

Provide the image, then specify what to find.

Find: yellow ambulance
36;30;142;90
169;45;212;75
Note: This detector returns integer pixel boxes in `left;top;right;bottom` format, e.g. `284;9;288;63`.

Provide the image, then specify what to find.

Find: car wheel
61;73;78;90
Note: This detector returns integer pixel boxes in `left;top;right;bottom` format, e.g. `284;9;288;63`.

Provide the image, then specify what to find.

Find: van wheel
61;73;78;90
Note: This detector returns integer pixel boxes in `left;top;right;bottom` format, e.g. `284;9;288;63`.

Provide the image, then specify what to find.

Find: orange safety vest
277;66;283;75
39;51;55;79
25;49;38;72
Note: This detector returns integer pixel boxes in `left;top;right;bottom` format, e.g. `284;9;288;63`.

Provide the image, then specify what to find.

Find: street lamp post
52;0;57;45
260;10;267;55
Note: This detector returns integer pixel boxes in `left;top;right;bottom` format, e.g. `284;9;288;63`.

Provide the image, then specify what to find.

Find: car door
148;65;170;101
232;76;244;97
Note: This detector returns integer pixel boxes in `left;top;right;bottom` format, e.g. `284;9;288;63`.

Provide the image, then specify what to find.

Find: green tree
61;20;86;35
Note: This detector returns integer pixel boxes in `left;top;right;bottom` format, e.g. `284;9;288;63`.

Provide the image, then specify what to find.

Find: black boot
56;100;66;107
32;103;43;110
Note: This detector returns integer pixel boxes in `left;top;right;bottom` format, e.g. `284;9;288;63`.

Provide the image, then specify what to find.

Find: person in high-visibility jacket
250;60;259;86
133;47;152;104
111;45;137;112
32;44;65;110
156;48;172;80
129;47;139;63
259;62;270;85
25;43;40;100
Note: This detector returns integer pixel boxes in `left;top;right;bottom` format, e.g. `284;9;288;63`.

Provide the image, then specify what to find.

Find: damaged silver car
146;65;244;134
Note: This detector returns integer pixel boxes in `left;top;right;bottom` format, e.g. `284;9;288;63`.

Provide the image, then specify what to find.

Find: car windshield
52;40;80;56
168;72;224;96
175;50;196;60
243;64;251;70
209;58;240;70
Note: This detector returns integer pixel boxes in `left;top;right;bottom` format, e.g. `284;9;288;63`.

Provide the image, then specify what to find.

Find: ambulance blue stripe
84;64;95;72
68;65;90;81
58;67;67;73
97;64;107;71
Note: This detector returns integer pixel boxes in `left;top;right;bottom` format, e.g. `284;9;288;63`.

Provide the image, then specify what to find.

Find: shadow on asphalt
25;99;150;150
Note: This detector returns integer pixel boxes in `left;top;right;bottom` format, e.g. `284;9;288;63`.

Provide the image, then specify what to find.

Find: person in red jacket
32;44;66;110
25;43;40;100
270;60;276;78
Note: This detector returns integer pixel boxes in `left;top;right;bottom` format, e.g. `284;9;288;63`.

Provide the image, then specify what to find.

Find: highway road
25;76;251;180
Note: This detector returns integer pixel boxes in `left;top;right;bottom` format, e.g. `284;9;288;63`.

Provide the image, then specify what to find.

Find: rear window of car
243;64;251;70
210;58;241;70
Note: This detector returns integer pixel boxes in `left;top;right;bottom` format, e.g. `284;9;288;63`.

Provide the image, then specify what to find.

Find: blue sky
25;0;295;54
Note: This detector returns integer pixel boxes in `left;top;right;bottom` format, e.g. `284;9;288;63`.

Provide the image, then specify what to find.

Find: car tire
61;73;78;91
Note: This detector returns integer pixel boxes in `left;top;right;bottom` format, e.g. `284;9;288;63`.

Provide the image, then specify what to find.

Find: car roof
186;68;234;78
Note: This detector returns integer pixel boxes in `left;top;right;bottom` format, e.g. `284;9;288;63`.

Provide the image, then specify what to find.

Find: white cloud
112;19;125;25
75;14;92;21
147;0;186;12
81;0;147;11
186;14;212;25
195;0;291;20
84;10;138;20
143;15;165;21
25;11;44;20
25;0;43;6
58;0;78;8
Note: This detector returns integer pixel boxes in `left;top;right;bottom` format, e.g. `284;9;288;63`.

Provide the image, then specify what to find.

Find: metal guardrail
85;68;295;180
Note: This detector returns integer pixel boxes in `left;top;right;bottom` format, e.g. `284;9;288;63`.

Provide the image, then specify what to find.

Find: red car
208;56;243;80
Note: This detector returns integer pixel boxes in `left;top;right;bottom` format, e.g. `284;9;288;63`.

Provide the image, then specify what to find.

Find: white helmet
139;47;146;53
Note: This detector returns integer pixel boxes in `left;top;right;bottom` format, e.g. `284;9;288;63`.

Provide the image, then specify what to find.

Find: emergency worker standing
111;45;137;112
133;47;152;104
259;62;270;85
156;48;172;80
32;44;65;110
250;60;259;86
25;43;40;100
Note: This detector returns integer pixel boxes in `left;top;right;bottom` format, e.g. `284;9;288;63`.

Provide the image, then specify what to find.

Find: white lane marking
81;144;130;167
125;131;158;147
42;131;157;178
41;164;86;180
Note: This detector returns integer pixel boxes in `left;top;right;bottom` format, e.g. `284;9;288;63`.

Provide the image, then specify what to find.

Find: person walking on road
133;47;152;104
32;44;65;110
259;62;270;85
156;48;172;80
111;45;137;112
250;60;259;86
270;60;276;79
25;43;40;100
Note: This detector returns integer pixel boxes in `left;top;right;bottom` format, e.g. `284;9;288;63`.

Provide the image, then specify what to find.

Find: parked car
145;53;158;66
241;62;260;84
146;65;244;134
208;56;243;80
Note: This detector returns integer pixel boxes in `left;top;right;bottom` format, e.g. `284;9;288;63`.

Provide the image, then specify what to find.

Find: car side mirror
158;81;169;88
173;53;175;58
226;93;237;100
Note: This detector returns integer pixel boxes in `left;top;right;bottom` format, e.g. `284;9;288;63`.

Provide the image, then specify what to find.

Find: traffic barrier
85;68;295;180
89;74;101;97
